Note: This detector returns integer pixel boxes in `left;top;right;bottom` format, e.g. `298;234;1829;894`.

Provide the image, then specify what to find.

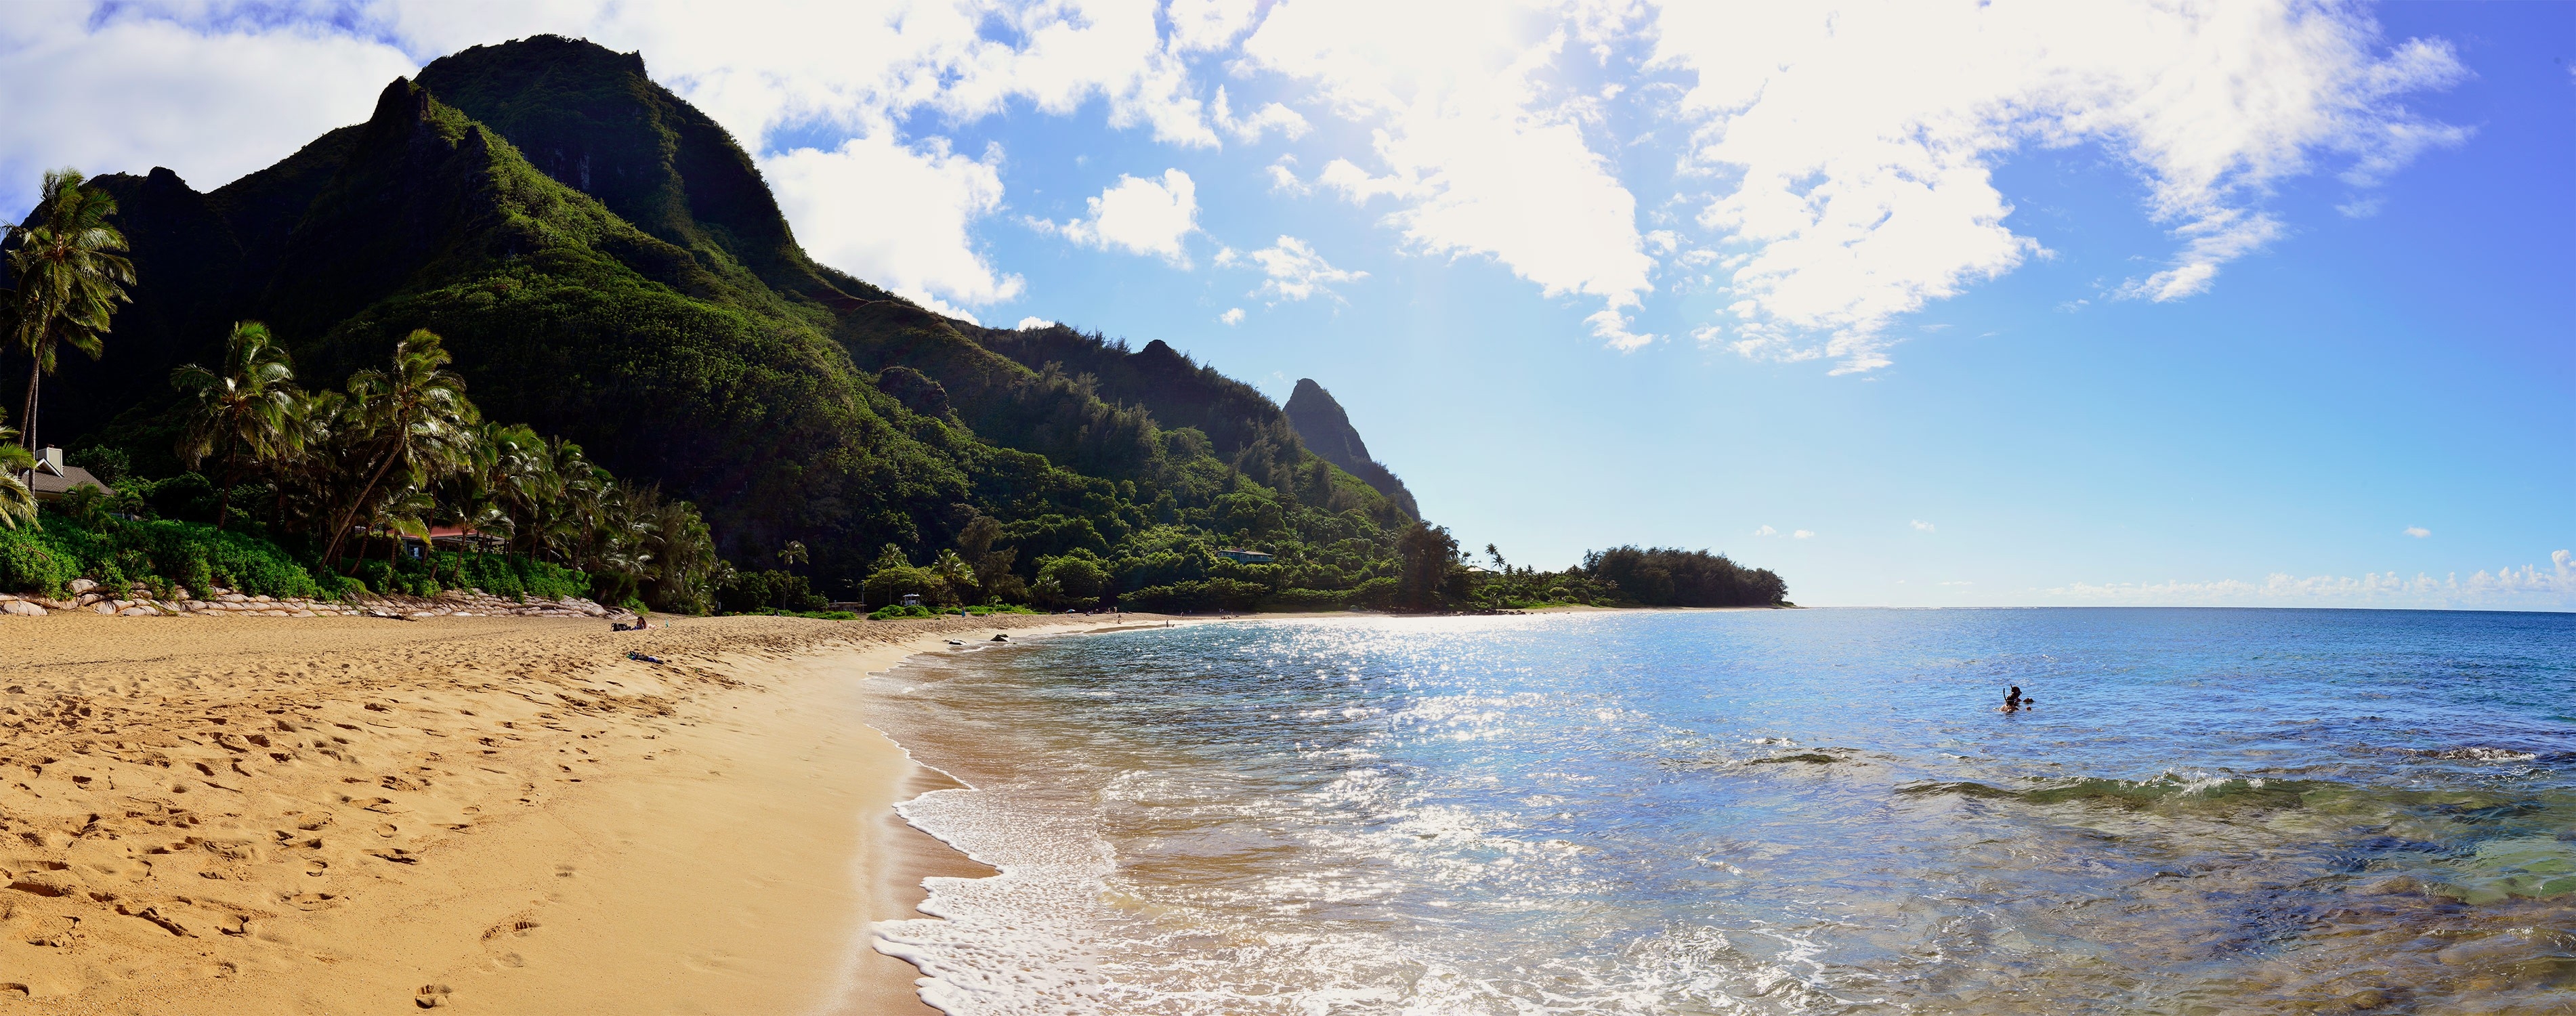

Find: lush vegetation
2;35;1788;618
0;495;591;603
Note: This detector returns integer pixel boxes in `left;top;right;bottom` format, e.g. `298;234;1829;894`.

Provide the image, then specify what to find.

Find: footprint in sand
415;983;452;1009
283;893;338;912
375;823;398;837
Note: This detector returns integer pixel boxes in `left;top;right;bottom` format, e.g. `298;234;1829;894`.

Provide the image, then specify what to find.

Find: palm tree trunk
20;357;37;452
320;449;400;566
215;451;239;530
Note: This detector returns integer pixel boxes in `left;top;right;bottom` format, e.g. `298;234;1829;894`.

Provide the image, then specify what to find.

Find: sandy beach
0;610;1145;1014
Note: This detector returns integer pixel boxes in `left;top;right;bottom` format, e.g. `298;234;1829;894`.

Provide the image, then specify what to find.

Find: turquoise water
868;609;2576;1014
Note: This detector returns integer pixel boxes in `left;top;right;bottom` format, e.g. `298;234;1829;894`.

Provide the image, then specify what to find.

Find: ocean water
866;609;2576;1015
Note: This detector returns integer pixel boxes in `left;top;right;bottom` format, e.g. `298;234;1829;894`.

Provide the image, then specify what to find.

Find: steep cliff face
1285;379;1421;520
414;35;876;310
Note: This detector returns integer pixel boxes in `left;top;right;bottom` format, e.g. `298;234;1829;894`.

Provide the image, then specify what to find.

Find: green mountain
1284;378;1421;520
16;35;1422;604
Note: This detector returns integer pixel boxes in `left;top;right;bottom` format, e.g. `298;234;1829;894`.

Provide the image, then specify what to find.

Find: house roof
28;465;105;499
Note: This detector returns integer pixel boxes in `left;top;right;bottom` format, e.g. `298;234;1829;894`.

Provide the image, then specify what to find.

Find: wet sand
0;611;1117;1014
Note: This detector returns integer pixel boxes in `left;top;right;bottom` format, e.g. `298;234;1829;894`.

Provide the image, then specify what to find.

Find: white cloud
0;8;418;213
1585;309;1654;352
1910;520;1936;532
1650;0;2467;373
1016;316;1054;330
1212;87;1311;144
2044;550;2576;610
1045;168;1200;263
1166;0;1258;54
2405;526;2432;538
1265;158;1309;194
1241;0;1657;338
762;135;1023;310
1219;308;1244;325
1217;234;1364;302
1793;530;1815;540
1753;525;1777;537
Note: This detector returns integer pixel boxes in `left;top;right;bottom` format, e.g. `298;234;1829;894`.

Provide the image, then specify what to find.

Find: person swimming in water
2003;685;2027;711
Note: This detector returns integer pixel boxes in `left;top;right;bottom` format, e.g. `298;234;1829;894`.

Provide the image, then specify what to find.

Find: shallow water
867;609;2576;1015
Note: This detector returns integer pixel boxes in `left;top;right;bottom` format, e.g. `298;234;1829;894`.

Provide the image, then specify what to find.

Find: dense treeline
1370;534;1792;614
1577;546;1790;608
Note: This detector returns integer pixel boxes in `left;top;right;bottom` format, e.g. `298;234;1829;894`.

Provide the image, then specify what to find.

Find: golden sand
0;611;1107;1014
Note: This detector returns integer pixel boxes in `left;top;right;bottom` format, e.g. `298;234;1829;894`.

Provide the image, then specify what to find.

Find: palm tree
0;410;35;529
170;321;302;529
530;437;599;565
267;386;346;532
774;539;811;610
320;330;478;568
643;494;718;613
6;169;133;454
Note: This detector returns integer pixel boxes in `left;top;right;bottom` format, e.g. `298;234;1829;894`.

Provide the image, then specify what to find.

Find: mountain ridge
5;34;1429;607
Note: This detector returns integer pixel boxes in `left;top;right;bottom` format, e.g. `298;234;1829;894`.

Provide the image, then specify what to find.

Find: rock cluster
0;582;631;622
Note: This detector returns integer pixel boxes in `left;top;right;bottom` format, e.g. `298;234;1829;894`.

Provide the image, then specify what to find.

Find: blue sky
1;1;2567;608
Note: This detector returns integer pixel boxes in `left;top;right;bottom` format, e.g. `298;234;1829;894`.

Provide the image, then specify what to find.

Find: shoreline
0;610;1149;1013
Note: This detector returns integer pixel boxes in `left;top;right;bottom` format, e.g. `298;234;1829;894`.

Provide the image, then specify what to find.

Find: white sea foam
2408;746;2541;763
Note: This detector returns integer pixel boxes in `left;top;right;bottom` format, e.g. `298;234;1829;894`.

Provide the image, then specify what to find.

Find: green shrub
0;511;589;606
1261;588;1348;612
1120;578;1267;613
0;528;75;597
1347;576;1399;610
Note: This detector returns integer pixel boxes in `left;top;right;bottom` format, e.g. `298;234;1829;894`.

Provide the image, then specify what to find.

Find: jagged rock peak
1284;379;1422;520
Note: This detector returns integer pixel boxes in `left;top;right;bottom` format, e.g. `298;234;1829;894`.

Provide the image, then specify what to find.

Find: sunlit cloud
1651;0;2466;373
1037;169;1201;264
1216;235;1365;303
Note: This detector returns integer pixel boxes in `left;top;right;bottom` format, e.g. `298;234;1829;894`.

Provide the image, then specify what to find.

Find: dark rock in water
1284;379;1422;520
